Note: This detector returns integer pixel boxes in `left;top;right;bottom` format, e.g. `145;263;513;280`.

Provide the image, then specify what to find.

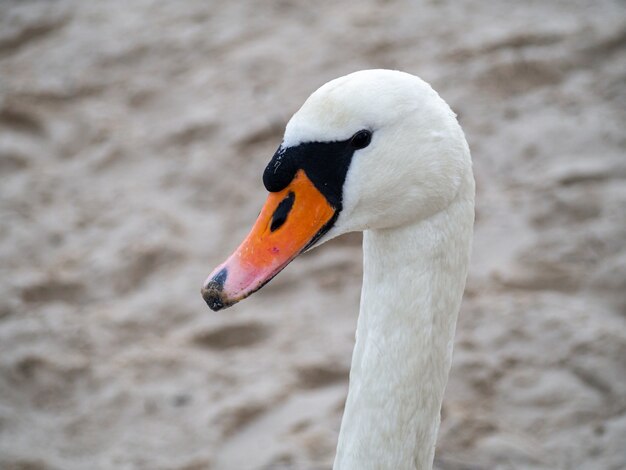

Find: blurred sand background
1;1;625;469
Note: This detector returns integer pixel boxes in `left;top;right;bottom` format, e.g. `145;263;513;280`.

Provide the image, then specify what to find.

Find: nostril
270;216;286;232
270;192;295;232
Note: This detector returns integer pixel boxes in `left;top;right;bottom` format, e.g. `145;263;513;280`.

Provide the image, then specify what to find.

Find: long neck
333;187;474;470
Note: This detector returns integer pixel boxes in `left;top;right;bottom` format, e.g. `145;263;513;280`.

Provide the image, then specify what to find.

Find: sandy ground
1;1;625;469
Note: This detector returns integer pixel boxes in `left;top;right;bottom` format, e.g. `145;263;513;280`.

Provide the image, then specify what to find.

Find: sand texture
1;1;625;469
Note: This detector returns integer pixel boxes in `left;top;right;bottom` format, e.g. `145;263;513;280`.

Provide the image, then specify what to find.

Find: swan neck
333;193;473;470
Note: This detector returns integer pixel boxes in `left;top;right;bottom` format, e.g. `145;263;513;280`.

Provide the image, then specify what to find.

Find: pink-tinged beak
201;170;337;311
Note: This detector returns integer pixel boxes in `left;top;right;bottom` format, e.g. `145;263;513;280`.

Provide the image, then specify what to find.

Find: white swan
202;69;475;470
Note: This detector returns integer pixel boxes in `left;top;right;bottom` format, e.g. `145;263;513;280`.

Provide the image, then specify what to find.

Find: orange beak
202;169;337;310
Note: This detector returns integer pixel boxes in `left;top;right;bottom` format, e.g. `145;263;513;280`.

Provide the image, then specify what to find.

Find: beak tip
203;293;224;311
201;285;230;311
201;267;230;311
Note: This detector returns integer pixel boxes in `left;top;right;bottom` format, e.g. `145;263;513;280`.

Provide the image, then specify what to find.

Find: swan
201;69;475;470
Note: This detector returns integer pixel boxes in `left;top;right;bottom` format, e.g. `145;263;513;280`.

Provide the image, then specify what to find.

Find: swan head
202;69;471;310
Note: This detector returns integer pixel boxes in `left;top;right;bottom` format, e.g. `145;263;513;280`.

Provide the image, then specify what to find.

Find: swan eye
350;130;372;149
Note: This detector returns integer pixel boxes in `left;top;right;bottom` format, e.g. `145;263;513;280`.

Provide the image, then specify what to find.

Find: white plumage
204;69;475;469
286;70;475;469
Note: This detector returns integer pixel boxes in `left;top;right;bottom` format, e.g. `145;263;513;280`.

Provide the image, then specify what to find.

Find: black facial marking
262;129;372;249
270;191;295;232
263;130;372;211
